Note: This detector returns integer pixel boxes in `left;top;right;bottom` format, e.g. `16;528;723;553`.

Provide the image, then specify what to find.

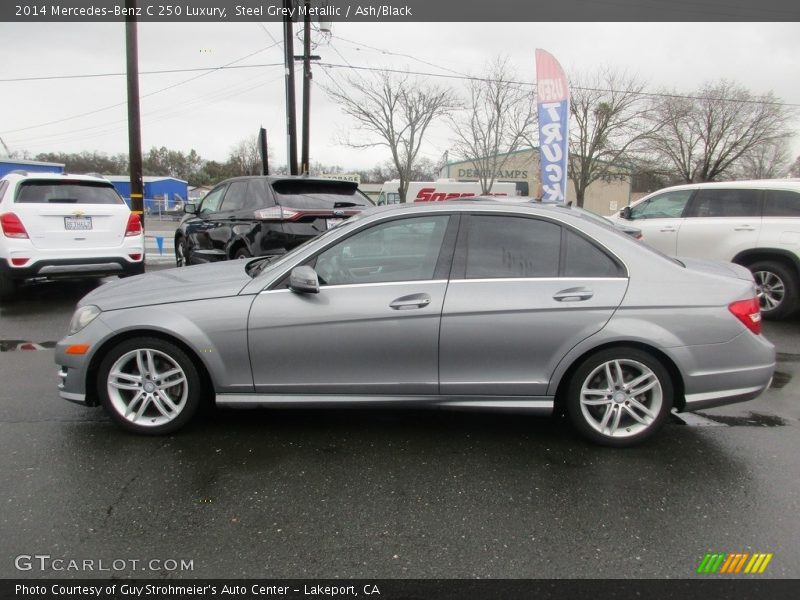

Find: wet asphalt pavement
1;268;799;580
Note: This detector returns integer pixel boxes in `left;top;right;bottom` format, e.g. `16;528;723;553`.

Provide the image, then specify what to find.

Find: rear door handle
660;226;677;232
734;225;756;231
553;288;594;302
390;293;432;310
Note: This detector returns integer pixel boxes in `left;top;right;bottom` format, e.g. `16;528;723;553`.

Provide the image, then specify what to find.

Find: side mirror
289;265;320;294
620;206;632;220
184;203;198;215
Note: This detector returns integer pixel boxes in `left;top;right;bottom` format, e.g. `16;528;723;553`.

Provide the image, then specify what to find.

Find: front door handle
734;225;756;231
660;226;677;232
390;293;432;310
553;287;594;302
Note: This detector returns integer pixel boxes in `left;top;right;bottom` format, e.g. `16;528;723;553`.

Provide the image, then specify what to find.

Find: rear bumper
2;255;144;281
672;331;776;412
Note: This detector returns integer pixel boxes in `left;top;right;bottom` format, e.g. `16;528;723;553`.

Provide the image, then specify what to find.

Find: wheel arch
552;340;686;415
732;248;800;276
227;236;251;259
84;329;216;408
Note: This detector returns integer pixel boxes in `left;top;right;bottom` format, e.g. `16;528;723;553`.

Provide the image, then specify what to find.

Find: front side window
629;190;692;220
687;188;761;218
314;215;450;286
199;185;226;215
465;216;561;279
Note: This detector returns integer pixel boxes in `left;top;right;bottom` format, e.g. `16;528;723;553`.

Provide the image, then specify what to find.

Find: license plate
326;218;344;230
64;216;92;230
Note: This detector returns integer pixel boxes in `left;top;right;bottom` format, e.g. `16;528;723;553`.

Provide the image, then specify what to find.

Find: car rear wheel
0;272;18;302
566;347;673;447
97;337;202;435
749;260;798;320
233;247;252;260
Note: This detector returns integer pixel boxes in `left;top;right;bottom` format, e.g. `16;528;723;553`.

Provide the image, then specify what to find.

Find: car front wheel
566;348;673;447
97;337;202;435
175;236;187;267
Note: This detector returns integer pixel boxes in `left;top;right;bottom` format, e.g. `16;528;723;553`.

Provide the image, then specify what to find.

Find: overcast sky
1;21;799;173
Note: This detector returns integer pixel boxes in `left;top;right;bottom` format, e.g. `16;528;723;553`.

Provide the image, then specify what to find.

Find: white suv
0;171;144;300
609;179;800;319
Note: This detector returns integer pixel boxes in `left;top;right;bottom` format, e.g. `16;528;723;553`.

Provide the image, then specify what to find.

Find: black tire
96;337;203;435
233;247;252;260
566;347;674;447
0;272;18;302
748;260;798;320
120;262;145;278
175;236;187;267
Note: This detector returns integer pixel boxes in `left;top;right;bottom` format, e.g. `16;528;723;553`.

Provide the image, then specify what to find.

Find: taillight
125;213;142;237
1;213;29;238
253;206;301;221
729;297;762;334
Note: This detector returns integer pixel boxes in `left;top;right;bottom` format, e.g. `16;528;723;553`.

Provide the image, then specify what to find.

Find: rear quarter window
764;190;800;217
15;181;124;205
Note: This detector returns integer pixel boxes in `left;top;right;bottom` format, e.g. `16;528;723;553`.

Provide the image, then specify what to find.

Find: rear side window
764;190;800;217
271;180;373;210
465;216;561;279
687;188;761;217
15;181;124;204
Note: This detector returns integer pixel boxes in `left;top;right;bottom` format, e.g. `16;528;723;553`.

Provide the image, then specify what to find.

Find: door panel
248;282;447;394
439;278;627;395
626;190;693;255
677;188;762;261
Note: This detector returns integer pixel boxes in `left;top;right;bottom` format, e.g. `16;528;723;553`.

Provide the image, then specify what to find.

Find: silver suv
0;171;144;300
609;180;800;319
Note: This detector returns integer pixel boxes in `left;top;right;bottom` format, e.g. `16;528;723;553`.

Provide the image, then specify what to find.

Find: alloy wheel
107;348;189;427
579;358;663;439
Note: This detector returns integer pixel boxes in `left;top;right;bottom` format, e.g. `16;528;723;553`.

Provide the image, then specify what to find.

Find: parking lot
1;262;799;580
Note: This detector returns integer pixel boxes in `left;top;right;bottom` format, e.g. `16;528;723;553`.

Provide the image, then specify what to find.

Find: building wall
0;159;64;179
442;148;631;216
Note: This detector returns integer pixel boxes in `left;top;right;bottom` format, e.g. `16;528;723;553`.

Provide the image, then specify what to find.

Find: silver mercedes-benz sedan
55;202;775;447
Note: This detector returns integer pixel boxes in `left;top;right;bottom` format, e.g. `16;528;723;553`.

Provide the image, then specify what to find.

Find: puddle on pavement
0;340;56;352
692;412;790;427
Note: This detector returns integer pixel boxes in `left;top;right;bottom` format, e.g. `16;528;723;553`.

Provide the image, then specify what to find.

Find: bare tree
449;57;536;193
323;71;457;202
227;134;262;176
565;68;656;207
790;155;800;178
646;80;795;183
735;138;791;179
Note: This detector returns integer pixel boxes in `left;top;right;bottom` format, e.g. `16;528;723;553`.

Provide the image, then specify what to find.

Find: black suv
175;176;373;266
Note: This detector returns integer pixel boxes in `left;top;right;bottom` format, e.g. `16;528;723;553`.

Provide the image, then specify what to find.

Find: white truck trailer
376;179;518;205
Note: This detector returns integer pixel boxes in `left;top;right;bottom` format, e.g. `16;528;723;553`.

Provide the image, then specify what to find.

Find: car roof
646;179;800;194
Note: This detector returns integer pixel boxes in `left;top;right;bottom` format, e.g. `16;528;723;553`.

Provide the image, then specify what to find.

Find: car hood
679;257;755;282
79;261;254;311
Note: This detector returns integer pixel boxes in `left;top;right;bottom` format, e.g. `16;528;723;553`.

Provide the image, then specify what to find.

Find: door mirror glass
289;265;320;294
620;206;632;220
183;203;197;215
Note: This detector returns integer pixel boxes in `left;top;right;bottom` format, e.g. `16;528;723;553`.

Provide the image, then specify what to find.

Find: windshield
16;181;124;204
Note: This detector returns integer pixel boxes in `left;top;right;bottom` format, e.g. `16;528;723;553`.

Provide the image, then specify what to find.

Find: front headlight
68;305;101;335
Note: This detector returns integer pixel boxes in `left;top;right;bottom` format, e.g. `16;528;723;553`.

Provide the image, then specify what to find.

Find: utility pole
300;1;312;175
125;0;144;228
259;127;269;175
282;0;298;175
